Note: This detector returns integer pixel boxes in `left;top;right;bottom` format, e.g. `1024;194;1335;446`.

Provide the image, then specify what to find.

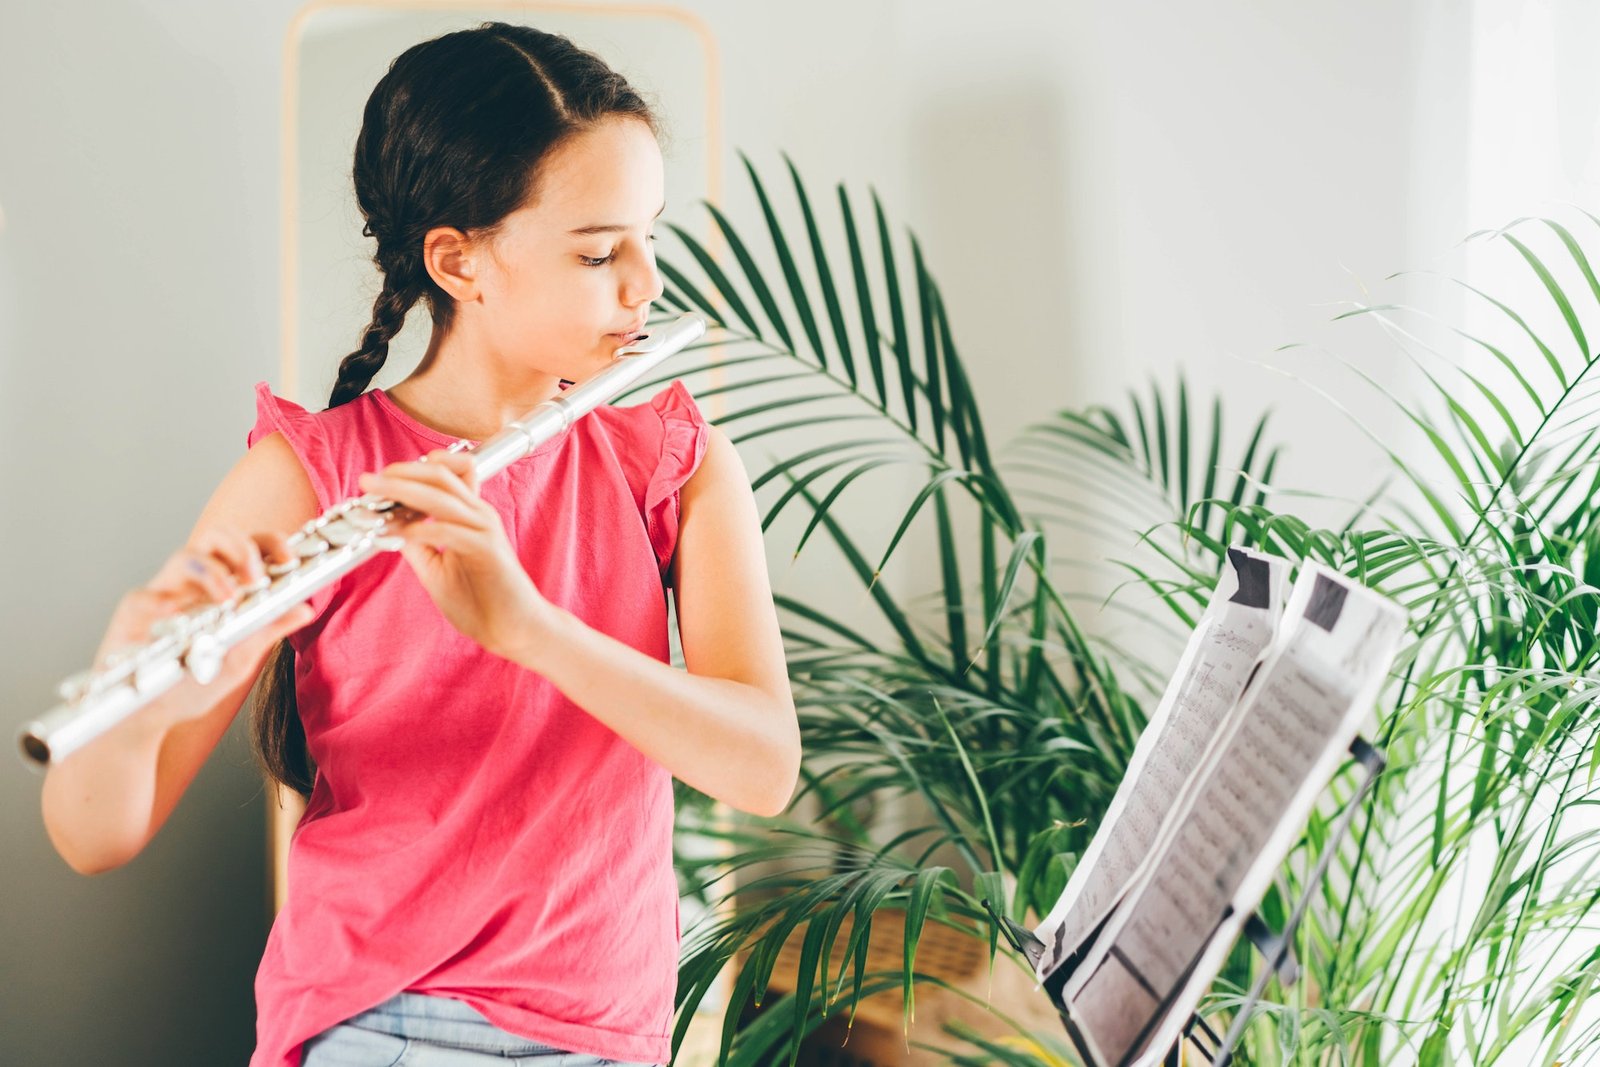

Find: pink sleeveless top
243;377;708;1067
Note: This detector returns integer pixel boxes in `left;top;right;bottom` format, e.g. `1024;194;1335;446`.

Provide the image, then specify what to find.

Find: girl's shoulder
594;378;711;579
246;382;398;508
247;379;380;450
595;377;709;490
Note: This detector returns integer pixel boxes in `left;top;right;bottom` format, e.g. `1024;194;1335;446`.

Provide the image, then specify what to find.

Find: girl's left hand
358;450;551;660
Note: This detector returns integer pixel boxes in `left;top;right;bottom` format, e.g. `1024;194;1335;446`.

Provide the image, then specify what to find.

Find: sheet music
1031;547;1288;983
1063;563;1406;1067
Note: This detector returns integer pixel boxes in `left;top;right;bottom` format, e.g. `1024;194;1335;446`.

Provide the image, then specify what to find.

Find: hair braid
327;266;420;409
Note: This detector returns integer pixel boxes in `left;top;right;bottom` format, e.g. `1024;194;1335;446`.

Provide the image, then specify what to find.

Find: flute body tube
18;313;708;770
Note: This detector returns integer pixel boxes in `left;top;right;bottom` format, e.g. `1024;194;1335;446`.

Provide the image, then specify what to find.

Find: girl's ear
422;226;481;304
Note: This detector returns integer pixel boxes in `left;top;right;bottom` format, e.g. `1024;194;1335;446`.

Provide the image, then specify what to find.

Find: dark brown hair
251;22;660;798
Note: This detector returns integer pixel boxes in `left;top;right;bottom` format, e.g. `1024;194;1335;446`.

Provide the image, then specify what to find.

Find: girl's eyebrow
568;202;666;237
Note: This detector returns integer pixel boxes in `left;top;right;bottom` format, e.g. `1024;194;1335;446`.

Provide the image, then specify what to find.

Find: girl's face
467;115;666;381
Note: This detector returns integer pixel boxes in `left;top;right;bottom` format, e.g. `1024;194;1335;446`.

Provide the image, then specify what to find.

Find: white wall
0;1;1492;1061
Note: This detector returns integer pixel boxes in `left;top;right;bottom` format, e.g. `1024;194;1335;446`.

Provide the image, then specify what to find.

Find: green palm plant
1000;217;1600;1064
1166;216;1600;1066
644;149;1600;1065
638;152;1280;1066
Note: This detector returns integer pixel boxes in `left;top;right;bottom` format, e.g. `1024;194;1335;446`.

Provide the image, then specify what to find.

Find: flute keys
318;518;359;548
133;654;176;692
294;537;329;560
266;557;301;578
183;634;224;686
237;575;272;598
342;508;384;530
57;671;93;703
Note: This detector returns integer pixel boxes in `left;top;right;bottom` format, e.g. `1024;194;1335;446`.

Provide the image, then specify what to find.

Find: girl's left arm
499;425;801;818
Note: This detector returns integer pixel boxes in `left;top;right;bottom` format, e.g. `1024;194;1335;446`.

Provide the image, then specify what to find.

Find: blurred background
4;0;1599;1063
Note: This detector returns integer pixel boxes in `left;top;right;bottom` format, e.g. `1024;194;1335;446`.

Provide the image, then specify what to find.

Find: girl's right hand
92;528;317;726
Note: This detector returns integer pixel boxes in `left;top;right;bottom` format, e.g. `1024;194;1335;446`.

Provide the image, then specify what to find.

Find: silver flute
18;312;708;770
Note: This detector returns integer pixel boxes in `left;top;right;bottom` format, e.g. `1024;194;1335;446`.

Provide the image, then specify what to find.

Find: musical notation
1031;548;1288;981
1028;558;1405;1067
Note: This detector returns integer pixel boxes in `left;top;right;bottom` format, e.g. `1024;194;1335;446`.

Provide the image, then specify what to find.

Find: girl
39;22;799;1067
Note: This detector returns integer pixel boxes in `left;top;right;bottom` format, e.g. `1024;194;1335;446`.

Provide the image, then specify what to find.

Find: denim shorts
300;990;661;1066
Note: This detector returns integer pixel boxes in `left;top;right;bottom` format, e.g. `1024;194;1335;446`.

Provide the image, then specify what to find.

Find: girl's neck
384;323;565;442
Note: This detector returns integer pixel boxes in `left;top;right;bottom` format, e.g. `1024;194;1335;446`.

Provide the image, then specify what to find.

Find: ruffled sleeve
643;379;710;587
247;381;336;512
246;381;340;621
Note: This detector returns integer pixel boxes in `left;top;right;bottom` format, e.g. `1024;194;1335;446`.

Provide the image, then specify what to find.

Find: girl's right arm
40;432;321;875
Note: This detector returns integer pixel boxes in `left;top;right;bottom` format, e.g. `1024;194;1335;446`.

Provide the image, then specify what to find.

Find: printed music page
1031;547;1288;985
1062;563;1406;1067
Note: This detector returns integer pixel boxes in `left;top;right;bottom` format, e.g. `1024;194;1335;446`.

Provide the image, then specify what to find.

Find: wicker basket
731;906;1064;1066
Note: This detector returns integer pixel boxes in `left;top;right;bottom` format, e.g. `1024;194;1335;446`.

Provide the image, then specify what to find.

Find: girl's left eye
580;234;655;268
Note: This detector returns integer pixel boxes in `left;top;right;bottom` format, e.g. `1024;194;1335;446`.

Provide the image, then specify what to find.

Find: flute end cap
17;728;50;769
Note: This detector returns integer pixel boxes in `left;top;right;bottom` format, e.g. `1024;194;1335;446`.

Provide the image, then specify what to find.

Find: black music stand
980;736;1386;1067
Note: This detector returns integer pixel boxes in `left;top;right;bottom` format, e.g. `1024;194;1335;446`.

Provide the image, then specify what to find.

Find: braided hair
253;22;661;798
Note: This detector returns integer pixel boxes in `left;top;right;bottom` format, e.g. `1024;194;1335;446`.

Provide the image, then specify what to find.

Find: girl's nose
622;245;664;308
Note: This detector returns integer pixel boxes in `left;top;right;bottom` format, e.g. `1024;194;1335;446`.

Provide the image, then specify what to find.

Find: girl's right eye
579;253;616;267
